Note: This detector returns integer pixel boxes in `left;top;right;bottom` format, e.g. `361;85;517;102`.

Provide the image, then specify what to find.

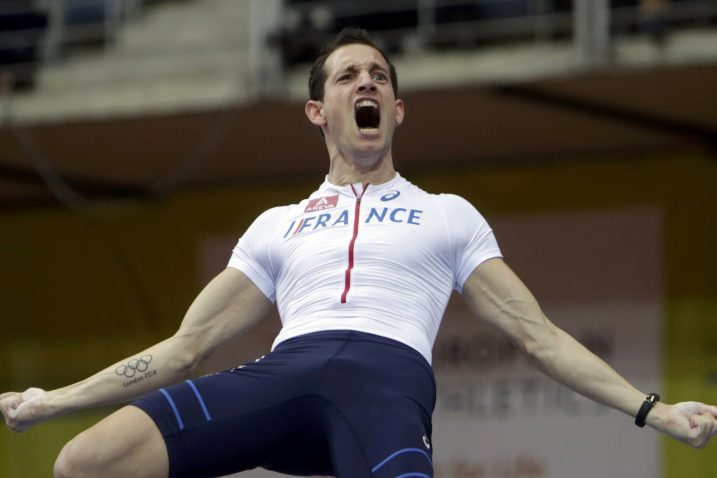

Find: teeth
355;99;378;109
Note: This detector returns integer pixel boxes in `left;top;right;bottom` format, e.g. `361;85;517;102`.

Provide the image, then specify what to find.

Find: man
2;27;716;478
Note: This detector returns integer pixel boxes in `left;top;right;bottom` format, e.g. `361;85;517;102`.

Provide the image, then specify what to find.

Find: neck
326;147;397;186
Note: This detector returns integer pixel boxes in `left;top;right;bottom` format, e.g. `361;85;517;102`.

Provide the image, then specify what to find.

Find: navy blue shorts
132;330;437;477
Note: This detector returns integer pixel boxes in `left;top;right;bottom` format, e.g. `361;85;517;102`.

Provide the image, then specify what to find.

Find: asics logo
380;190;400;201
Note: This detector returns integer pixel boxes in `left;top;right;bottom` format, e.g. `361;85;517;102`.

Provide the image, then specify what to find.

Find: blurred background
0;0;716;476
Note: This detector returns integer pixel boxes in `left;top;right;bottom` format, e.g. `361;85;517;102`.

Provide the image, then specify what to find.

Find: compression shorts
132;330;436;478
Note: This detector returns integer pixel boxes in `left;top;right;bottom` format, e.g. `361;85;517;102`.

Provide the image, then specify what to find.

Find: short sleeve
439;194;502;292
227;207;287;302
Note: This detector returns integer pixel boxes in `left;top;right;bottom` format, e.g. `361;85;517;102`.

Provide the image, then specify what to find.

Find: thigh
56;405;168;478
330;403;434;478
322;334;436;478
132;354;334;477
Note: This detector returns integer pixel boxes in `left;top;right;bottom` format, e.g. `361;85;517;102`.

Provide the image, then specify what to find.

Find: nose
356;70;377;92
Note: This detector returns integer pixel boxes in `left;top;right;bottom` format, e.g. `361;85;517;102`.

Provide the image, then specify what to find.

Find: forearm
526;322;717;446
47;269;271;417
45;334;196;418
463;260;717;448
463;260;648;418
2;269;272;433
524;321;645;418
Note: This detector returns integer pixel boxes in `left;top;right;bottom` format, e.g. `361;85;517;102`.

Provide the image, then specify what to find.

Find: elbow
513;316;561;366
170;335;203;380
175;351;199;380
496;298;559;363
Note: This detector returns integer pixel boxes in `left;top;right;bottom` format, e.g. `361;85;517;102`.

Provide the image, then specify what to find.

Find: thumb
14;391;44;416
690;413;705;428
689;412;715;437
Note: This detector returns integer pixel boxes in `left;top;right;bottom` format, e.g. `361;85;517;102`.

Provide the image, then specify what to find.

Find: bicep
175;267;274;356
461;258;556;348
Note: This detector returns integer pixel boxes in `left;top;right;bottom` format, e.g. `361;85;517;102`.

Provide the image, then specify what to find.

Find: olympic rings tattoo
115;355;153;378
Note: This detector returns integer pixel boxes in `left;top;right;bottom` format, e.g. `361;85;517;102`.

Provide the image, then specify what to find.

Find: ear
305;100;326;127
394;99;405;126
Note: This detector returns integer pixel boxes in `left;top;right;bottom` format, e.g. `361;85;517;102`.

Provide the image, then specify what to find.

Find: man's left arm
461;257;717;449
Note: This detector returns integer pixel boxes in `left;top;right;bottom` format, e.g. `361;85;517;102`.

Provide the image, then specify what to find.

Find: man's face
308;43;404;160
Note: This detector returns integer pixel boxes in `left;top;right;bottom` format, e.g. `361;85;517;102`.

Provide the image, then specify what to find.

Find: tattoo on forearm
115;355;158;387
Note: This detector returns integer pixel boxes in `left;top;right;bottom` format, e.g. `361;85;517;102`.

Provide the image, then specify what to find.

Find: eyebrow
336;62;388;77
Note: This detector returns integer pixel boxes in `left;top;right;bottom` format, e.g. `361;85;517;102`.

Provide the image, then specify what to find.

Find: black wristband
635;392;660;428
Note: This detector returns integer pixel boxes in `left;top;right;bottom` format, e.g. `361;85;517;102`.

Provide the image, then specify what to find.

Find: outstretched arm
0;267;272;432
461;257;717;449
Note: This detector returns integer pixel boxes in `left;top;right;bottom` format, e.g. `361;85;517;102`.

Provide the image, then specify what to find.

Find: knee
53;406;166;478
54;433;95;478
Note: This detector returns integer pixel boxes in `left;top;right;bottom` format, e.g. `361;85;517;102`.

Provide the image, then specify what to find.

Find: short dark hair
308;27;398;101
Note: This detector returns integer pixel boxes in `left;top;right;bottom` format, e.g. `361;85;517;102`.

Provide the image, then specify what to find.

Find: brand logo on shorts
422;434;431;450
305;194;339;212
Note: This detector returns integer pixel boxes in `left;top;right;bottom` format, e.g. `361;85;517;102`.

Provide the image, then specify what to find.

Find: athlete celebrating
2;27;716;478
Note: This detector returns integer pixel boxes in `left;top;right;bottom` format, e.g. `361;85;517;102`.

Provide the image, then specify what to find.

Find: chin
353;142;388;161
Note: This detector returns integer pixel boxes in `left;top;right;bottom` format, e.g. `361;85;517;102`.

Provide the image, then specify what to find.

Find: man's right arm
0;267;272;432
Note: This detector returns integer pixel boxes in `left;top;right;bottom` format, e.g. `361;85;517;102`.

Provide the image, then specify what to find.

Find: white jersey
228;173;501;363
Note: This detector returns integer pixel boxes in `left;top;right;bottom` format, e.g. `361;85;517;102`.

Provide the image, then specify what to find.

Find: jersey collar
318;172;405;197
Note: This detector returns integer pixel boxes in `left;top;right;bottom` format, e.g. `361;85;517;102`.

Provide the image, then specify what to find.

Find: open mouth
354;99;380;133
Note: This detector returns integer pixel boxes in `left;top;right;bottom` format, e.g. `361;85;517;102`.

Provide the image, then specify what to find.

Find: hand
0;388;50;432
653;401;717;449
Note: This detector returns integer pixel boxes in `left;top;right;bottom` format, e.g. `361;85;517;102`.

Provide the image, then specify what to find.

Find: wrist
45;388;76;417
635;392;660;427
644;400;669;429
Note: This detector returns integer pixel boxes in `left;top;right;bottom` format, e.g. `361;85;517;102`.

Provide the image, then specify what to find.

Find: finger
690;412;707;428
0;395;21;415
1;400;21;428
698;413;716;447
0;392;17;405
692;403;717;416
693;403;717;416
685;416;706;448
13;397;38;419
690;410;715;427
690;413;716;444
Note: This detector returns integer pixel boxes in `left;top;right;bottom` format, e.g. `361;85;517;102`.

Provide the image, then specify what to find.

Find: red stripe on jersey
291;218;305;236
341;184;368;303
